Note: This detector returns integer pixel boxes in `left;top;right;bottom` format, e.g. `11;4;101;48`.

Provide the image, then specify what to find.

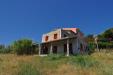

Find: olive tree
12;39;34;55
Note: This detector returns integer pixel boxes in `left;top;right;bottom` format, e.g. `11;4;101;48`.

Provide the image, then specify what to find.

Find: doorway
53;46;57;54
43;46;48;54
69;43;73;55
63;43;73;55
64;44;67;54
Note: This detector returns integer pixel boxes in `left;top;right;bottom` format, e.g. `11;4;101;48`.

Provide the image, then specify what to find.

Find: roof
62;28;78;33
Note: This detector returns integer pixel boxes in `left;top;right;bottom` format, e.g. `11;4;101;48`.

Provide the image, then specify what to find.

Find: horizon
0;0;113;45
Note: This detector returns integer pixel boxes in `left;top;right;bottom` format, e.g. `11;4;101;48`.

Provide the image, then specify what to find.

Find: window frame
45;36;49;41
54;33;58;39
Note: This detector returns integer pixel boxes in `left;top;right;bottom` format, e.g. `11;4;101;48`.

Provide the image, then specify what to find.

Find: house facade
39;28;87;56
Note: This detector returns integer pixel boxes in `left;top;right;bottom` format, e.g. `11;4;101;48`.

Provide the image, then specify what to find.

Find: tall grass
0;52;113;75
69;55;99;68
47;54;65;60
16;63;40;75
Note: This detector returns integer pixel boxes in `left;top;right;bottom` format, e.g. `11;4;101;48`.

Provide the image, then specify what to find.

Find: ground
0;51;113;75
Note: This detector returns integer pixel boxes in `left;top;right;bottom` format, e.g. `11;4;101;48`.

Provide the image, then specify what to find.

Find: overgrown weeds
68;55;99;68
16;63;41;75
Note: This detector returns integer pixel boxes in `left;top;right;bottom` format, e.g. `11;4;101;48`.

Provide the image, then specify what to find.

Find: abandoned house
38;28;87;56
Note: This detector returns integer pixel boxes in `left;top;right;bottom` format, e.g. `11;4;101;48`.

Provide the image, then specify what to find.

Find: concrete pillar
38;44;41;55
67;39;69;56
77;38;80;53
50;43;53;54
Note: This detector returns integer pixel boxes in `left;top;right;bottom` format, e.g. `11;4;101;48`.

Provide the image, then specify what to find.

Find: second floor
42;28;83;43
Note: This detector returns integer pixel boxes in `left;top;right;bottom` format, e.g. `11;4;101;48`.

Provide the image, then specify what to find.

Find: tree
103;28;113;41
85;34;95;43
12;39;34;55
97;28;113;49
98;28;113;41
85;34;96;54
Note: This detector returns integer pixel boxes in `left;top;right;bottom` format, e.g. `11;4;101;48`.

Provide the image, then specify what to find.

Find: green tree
85;34;95;43
97;28;113;49
103;28;113;40
98;28;113;41
12;39;34;55
85;35;96;54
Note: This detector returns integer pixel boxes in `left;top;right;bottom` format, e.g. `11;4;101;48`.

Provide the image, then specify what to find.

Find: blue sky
0;0;113;44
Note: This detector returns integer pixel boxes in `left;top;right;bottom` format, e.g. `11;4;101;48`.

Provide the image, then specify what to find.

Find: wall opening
69;43;73;55
53;46;57;54
64;44;67;54
45;36;49;41
42;46;48;54
54;34;58;39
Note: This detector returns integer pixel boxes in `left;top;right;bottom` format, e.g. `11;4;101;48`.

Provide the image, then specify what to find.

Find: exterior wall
41;38;81;55
45;41;65;54
52;41;64;53
72;38;80;54
42;29;62;43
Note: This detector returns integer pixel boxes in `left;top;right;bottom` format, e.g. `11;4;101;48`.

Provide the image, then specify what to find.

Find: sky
0;0;113;45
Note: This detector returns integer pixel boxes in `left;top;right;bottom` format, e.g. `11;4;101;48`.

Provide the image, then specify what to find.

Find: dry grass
0;54;34;75
0;51;113;75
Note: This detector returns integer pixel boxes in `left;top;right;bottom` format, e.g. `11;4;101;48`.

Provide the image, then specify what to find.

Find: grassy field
0;52;113;75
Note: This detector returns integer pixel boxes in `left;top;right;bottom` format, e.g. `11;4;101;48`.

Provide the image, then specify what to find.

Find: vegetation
85;34;95;43
98;28;113;41
0;45;12;53
85;34;96;54
0;52;113;75
11;39;38;55
16;63;40;75
85;28;113;52
98;28;113;47
0;39;39;55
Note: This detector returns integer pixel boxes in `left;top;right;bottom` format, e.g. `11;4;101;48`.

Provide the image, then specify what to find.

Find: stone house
38;28;87;56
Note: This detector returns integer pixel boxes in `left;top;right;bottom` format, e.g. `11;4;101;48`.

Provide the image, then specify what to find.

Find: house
38;28;87;56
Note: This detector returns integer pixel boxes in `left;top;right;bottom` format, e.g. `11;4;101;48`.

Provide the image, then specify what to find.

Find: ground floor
39;37;86;56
